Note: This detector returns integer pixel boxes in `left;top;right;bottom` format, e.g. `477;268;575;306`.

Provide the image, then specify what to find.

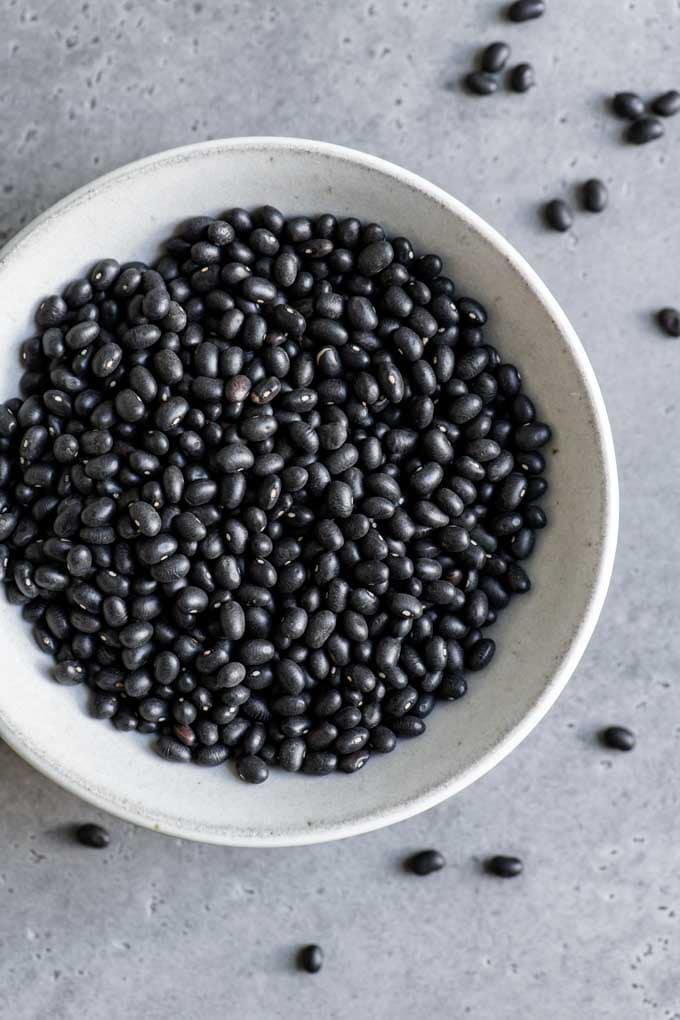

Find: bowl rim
0;137;619;845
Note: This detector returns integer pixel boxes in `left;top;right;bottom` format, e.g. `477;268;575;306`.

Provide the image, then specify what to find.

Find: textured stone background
1;1;679;1017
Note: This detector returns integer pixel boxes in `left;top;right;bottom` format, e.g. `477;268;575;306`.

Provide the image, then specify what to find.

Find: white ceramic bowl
0;138;618;846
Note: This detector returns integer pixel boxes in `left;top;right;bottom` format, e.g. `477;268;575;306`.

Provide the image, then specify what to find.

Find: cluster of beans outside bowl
0;205;550;784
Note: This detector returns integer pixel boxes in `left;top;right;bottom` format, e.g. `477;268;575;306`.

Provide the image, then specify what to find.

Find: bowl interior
0;139;617;845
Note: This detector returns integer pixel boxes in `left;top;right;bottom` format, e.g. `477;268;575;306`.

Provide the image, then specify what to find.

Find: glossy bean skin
486;854;523;877
545;199;573;232
658;308;680;338
651;90;680;117
406;849;446;875
507;0;544;21
465;71;498;96
510;63;534;92
481;41;510;73
627;117;664;144
582;178;608;213
612;92;645;119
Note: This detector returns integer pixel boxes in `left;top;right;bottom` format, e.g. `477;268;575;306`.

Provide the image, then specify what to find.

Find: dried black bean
507;0;544;21
601;725;635;751
612;92;645;119
486;855;523;877
582;178;608;213
510;62;534;92
658;308;680;338
236;754;269;784
481;41;510;73
651;90;680;117
76;823;110;848
407;849;446;875
299;944;323;974
545;200;573;232
627;117;664;144
465;71;498;96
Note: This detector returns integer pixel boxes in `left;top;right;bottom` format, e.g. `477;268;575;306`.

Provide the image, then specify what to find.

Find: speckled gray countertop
1;2;679;1017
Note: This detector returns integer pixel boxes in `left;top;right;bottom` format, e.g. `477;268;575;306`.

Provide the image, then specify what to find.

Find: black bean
370;725;396;753
357;240;393;276
545;200;573;232
510;62;535;92
335;727;369;755
468;636;495;669
64;320;99;351
651;90;680;117
612;91;645;119
278;737;306;772
524;505;546;529
390;716;425;738
302;751;337;775
515;422;551;450
299;944;323;974
658;308;680;338
76;823;110;848
507;0;544;20
510;526;536;560
236;754;269;784
53;660;86;685
156;736;192;762
505;562;531;593
306;610;336;648
465;71;498;96
339;748;370;773
627;117;664;144
406;849;446;876
447;395;480;426
481;41;510;73
582;178;608;213
601;725;635;751
486;855;523;878
155;396;189;430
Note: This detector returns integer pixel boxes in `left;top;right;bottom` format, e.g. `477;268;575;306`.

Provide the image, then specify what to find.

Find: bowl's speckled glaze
0;138;618;846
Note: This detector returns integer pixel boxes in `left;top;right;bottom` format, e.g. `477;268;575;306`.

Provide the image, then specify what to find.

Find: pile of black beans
613;89;680;145
0;207;550;783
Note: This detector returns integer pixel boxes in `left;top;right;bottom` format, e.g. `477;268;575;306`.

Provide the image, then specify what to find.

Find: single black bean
389;716;425;738
466;638;496;671
627;117;664;144
601;725;635;751
651;90;680;117
545;200;573;232
278;737;306;772
481;41;510;73
370;725;396;753
510;62;534;92
612;91;645;119
465;71;498;96
357;240;393;276
507;0;544;21
299;944;323;974
486;855;523;878
156;736;192;762
658;308;680;338
302;751;337;775
583;178;608;213
407;849;446;876
339;749;370;773
76;823;110;848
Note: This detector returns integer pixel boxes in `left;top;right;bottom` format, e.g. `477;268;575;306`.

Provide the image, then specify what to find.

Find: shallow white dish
0;138;618;846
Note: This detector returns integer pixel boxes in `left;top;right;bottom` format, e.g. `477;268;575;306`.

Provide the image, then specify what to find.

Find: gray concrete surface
1;1;679;1017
